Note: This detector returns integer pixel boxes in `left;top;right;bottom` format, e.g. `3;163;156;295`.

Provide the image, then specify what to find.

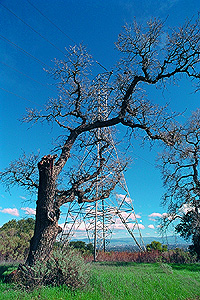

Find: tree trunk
26;155;62;266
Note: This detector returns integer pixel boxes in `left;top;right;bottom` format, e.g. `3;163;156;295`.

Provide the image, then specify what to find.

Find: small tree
1;17;200;270
69;241;94;254
146;241;168;252
0;218;35;261
0;218;35;233
86;243;94;254
69;241;86;252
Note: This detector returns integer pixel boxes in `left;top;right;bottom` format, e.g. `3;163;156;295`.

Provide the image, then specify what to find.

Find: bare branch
55;129;126;206
159;109;200;221
0;152;39;192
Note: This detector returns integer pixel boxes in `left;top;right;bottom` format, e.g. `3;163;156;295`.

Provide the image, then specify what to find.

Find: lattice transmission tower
58;72;146;258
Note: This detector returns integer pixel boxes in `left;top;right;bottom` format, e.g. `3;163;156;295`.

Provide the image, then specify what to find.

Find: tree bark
26;155;62;266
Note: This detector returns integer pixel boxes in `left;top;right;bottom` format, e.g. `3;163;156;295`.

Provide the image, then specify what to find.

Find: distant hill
108;235;189;246
72;235;190;252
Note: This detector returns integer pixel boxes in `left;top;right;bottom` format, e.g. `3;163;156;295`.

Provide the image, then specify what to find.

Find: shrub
83;248;197;263
169;248;196;264
11;247;90;290
159;262;173;274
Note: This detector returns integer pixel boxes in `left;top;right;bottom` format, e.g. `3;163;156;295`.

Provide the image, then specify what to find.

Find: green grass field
0;262;200;300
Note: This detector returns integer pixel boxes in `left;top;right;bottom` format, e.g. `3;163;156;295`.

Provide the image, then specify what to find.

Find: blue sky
0;0;200;241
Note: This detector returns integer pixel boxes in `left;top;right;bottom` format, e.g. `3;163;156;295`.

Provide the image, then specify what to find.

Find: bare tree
159;109;200;257
160;109;200;211
1;17;200;267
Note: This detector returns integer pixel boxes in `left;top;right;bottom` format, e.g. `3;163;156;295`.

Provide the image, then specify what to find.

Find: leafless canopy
1;16;200;268
0;152;39;192
1;16;200;206
159;109;200;226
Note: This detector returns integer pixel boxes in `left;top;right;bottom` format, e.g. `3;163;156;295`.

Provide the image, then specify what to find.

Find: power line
24;0;109;72
132;152;155;167
0;34;50;68
1;1;109;75
0;1;110;107
0;87;42;106
0;61;56;92
130;144;155;167
25;0;76;45
95;61;109;72
0;2;66;56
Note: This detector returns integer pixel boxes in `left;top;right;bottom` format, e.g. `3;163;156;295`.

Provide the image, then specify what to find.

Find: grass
0;262;200;299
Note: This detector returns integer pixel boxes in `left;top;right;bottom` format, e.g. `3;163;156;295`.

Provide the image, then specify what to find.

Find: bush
159;262;173;274
11;247;90;290
169;248;196;264
83;248;197;263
